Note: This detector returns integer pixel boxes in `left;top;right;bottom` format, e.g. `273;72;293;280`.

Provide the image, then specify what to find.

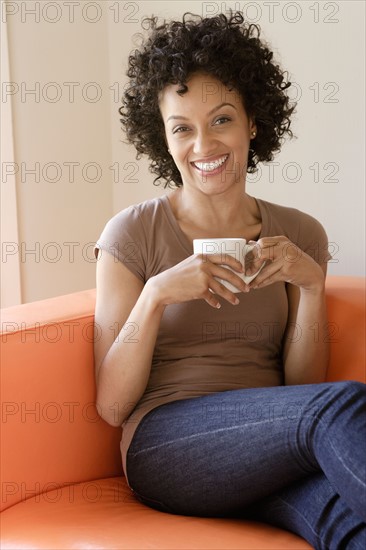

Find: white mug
193;238;265;293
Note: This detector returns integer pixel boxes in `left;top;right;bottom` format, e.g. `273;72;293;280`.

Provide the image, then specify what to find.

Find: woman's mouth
191;154;229;176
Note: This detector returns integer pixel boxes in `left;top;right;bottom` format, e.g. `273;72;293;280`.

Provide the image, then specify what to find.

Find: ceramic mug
193;238;265;293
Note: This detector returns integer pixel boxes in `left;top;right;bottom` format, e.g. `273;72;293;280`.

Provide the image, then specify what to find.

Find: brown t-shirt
94;193;332;487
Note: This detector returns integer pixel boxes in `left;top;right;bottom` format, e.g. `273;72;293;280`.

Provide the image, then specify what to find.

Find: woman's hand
145;253;248;309
245;236;325;294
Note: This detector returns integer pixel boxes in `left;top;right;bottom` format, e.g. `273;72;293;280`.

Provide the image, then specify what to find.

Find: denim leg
126;381;366;524
297;381;366;522
244;472;366;550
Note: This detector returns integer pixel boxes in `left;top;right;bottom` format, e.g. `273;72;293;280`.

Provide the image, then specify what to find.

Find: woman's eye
215;116;231;125
173;126;188;134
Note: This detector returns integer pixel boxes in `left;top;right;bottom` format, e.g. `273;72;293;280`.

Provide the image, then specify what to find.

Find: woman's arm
246;236;330;385
94;251;167;427
282;263;329;385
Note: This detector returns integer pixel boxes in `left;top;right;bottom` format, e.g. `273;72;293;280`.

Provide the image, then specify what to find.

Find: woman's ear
163;136;171;155
249;117;257;135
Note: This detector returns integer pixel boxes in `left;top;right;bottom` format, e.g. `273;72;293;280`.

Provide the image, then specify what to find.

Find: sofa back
1;277;365;512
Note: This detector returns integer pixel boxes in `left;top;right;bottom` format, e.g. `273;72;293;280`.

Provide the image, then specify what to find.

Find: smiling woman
93;9;366;549
118;11;295;187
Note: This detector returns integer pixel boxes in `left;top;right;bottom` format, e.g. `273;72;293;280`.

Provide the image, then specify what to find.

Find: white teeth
193;154;228;172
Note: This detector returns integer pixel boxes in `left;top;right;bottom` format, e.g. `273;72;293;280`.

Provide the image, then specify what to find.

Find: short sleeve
297;212;333;268
93;206;147;283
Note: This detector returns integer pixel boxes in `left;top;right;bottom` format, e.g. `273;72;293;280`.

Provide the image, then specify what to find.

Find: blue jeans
126;381;366;549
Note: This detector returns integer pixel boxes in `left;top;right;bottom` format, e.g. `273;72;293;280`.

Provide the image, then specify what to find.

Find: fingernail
234;297;240;305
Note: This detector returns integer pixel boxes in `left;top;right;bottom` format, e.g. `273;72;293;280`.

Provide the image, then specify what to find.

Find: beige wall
2;0;114;306
1;1;365;306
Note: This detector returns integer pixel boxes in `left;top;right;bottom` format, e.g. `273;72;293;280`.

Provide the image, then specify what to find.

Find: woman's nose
192;129;218;156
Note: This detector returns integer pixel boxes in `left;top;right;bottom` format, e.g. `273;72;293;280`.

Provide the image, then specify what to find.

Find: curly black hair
118;10;297;188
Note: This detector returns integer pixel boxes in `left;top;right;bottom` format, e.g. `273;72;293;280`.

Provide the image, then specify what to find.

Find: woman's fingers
245;252;267;276
205;279;241;307
204;289;222;309
199;253;244;273
196;252;248;297
248;261;283;289
226;237;323;291
210;264;248;294
245;240;280;275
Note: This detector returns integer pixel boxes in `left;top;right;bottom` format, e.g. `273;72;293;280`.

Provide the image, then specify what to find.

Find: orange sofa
1;276;365;549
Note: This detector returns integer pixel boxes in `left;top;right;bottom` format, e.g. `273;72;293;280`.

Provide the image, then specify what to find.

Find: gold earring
251;131;256;138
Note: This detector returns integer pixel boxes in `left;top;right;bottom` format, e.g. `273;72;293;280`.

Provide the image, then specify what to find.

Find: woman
93;11;365;549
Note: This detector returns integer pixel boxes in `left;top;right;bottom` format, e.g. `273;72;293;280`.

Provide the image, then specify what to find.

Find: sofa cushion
1;476;311;549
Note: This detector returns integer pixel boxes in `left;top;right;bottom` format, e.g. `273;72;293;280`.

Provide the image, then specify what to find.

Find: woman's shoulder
258;197;315;220
257;197;327;234
98;196;168;244
96;196;164;245
256;197;330;263
107;195;165;223
94;196;167;266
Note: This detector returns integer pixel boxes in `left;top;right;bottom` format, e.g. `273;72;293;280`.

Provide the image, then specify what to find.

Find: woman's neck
167;187;261;238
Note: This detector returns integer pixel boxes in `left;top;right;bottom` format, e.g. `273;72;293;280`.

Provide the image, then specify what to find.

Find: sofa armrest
0;289;122;512
325;276;365;383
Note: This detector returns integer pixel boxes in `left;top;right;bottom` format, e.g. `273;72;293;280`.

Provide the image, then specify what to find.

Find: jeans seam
326;435;365;489
297;412;366;490
129;412;365;493
129;417;299;457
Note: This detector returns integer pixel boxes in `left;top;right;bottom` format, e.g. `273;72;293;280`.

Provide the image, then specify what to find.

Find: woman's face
158;71;256;195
